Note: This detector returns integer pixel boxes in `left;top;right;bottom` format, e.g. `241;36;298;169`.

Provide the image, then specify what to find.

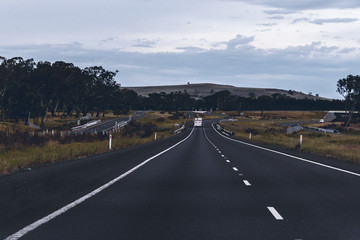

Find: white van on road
194;118;203;127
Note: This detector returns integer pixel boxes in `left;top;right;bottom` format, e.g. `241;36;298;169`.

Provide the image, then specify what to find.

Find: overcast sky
1;0;360;98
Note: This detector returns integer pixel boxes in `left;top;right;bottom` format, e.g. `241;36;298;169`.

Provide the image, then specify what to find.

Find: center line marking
243;180;251;186
267;207;284;220
233;167;238;171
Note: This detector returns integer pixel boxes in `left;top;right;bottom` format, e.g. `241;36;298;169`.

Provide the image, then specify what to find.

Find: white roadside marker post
249;132;252;140
109;134;112;150
300;135;303;148
155;132;157;140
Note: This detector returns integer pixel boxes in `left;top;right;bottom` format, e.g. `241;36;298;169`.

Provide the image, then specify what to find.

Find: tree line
0;57;138;127
1;57;350;128
139;90;346;112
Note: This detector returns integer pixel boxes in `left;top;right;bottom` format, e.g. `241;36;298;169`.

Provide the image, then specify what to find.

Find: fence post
109;134;112;150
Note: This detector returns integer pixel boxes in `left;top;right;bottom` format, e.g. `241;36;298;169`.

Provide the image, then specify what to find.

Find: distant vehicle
194;118;203;127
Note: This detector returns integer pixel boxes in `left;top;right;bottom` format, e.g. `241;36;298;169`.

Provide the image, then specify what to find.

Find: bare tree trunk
1;108;4;122
25;111;31;125
346;100;358;127
40;107;49;128
52;99;59;117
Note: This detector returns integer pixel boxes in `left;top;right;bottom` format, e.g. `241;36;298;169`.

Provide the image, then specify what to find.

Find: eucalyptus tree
82;66;118;117
337;75;360;126
0;57;36;122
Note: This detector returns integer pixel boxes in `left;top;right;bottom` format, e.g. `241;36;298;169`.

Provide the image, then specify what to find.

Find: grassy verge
0;112;189;175
0;134;158;175
219;111;360;164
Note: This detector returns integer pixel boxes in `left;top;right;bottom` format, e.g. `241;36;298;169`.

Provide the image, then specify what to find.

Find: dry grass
0;134;159;175
242;111;325;120
0;112;188;175
221;116;360;164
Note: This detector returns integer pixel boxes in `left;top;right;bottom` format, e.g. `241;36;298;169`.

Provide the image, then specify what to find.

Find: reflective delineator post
155;132;157;140
249;132;252;140
300;135;303;148
109;134;112;150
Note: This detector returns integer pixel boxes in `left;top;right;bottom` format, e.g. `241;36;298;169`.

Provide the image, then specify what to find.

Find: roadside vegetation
0;111;189;175
0;57;350;130
1;58;359;173
219;111;360;164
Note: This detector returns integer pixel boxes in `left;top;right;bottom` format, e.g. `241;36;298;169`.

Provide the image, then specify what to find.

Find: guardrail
71;120;101;131
172;124;185;135
215;123;234;136
306;126;339;134
102;120;130;133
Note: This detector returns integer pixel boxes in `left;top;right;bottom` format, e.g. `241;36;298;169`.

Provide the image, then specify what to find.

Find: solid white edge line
267;207;284;220
211;123;360;177
5;127;196;240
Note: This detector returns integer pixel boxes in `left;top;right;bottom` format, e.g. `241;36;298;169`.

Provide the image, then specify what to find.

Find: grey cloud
292;18;310;24
238;0;360;10
259;23;277;27
132;38;159;48
264;9;296;15
101;37;116;43
268;15;285;20
1;37;358;99
223;34;255;49
310;18;358;25
339;48;357;54
292;17;358;25
176;47;205;53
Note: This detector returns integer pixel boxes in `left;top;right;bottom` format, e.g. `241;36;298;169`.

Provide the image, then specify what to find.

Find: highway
1;120;360;239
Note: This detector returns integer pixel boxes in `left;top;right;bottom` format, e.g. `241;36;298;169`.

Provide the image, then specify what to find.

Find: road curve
1;120;360;239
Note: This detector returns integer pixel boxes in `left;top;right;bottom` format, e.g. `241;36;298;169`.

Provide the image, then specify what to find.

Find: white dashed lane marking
232;167;238;172
267;207;284;220
243;180;251;186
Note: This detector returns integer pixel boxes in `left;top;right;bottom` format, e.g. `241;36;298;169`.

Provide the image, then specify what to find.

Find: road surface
1;120;360;239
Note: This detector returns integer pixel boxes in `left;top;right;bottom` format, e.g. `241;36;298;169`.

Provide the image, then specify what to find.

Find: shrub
156;117;165;122
245;128;259;135
168;112;183;120
122;121;158;138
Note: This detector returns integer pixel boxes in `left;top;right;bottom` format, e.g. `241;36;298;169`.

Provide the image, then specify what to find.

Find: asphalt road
1;120;360;239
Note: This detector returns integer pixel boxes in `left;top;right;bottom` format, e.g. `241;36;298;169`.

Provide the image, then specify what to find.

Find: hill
122;83;328;100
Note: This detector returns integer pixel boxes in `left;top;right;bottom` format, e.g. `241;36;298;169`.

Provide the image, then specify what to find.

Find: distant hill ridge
122;83;328;100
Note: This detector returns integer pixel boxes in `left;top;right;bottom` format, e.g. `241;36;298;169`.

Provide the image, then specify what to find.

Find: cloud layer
1;0;360;99
238;0;360;10
1;35;357;99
